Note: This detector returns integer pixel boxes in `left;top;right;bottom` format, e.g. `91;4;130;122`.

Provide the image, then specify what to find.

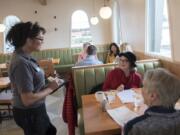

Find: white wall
168;0;180;62
117;0;145;52
0;0;112;52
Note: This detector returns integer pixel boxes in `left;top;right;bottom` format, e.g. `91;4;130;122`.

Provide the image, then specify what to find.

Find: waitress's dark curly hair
6;21;46;50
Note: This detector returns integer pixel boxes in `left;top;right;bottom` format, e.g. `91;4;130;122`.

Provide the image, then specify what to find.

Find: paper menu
107;106;138;126
117;89;138;103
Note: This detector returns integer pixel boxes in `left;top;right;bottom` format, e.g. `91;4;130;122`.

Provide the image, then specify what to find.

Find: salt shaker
101;99;108;112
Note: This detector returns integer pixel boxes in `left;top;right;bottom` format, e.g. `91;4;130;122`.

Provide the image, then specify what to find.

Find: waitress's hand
54;77;64;85
116;84;124;91
47;80;59;91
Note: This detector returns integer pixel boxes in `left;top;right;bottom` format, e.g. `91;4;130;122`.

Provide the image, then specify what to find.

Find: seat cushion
78;108;84;135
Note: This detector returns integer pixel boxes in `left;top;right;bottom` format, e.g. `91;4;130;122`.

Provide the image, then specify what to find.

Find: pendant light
99;0;112;19
90;0;99;25
90;16;99;25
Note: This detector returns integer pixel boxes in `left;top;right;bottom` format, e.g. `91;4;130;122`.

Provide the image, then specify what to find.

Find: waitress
7;22;58;135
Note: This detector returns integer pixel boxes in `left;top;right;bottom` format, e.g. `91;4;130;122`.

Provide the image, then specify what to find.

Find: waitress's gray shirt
9;50;45;109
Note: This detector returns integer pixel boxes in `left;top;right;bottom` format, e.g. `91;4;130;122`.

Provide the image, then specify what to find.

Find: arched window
71;10;92;47
3;15;20;53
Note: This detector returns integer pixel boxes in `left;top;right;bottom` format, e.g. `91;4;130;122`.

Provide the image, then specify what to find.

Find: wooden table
52;58;60;65
0;77;10;90
0;63;8;77
82;89;145;135
0;63;7;69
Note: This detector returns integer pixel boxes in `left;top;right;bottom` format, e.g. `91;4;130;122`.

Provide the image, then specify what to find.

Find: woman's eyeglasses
119;59;129;63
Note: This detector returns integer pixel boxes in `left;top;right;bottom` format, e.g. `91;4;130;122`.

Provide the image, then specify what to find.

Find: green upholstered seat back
31;44;109;64
73;59;162;108
73;64;116;108
0;44;109;66
32;48;82;65
0;53;12;63
136;59;162;76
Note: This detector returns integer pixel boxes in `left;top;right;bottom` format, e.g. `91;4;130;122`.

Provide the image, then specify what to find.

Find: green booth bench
0;44;109;73
72;59;162;135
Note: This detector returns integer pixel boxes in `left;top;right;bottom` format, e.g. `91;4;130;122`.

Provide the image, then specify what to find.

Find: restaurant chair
0;63;9;77
1;69;8;77
0;90;13;123
38;59;56;77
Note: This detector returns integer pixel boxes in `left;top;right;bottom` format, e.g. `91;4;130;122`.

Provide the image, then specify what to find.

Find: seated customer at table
124;68;180;135
106;42;120;63
103;52;141;91
75;45;103;66
77;42;91;62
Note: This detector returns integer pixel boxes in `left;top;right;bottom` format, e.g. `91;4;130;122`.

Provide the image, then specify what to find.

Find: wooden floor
0;88;80;135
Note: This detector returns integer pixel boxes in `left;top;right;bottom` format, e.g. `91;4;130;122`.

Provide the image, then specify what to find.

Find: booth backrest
32;48;82;65
0;53;12;64
0;44;109;65
72;59;162;108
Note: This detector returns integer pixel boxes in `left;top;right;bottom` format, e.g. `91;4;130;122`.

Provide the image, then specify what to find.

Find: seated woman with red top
103;52;141;91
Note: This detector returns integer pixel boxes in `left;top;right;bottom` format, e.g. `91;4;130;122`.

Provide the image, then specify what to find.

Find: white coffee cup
95;91;106;102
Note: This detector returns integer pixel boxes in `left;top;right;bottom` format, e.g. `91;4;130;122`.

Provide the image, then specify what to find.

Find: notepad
117;89;138;103
107;106;138;126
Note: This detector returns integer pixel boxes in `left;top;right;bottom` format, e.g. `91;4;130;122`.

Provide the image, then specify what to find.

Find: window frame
112;0;121;44
145;0;173;59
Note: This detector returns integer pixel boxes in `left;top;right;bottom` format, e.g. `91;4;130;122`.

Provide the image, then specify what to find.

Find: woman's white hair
83;42;91;48
143;68;180;108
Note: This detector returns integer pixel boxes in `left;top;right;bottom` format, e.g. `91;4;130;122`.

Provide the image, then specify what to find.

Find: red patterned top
103;68;141;91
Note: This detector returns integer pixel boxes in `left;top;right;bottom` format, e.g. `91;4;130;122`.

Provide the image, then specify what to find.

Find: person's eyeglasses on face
119;58;129;63
34;37;44;42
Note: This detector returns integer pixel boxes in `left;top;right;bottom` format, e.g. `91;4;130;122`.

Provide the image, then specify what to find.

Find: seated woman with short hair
124;68;180;135
77;42;91;62
103;52;141;91
76;45;103;66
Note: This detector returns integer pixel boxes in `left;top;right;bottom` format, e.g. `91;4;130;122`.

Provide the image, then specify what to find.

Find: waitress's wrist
46;88;53;95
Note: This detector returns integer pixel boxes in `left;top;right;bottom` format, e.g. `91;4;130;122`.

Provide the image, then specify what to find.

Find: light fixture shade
90;16;99;25
0;24;6;32
99;6;112;19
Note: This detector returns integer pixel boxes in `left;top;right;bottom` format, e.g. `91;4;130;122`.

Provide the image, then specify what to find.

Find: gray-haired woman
124;68;180;135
